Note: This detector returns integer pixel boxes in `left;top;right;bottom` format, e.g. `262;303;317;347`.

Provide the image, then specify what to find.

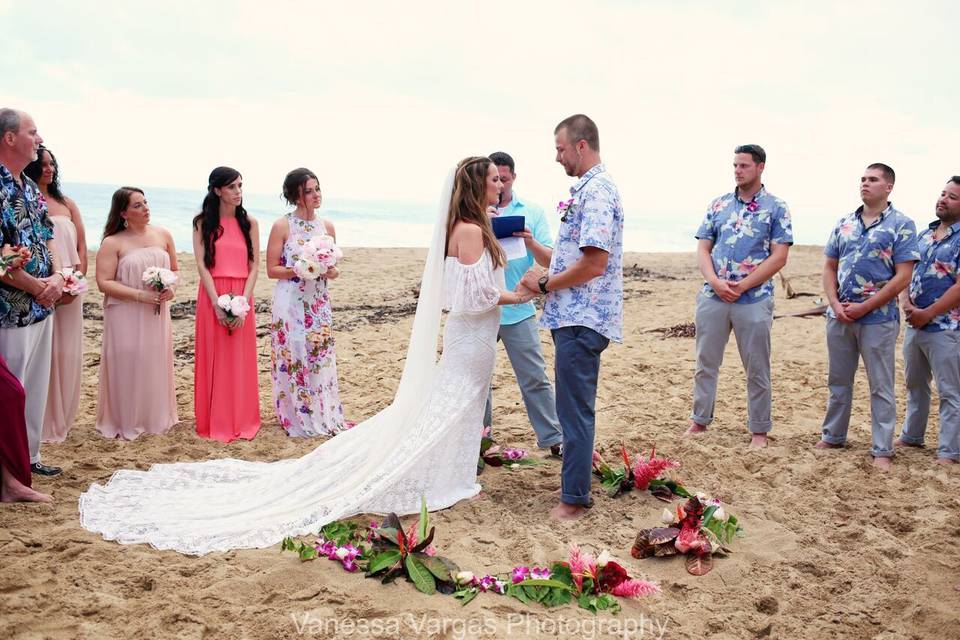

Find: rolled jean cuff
937;453;960;461
689;413;713;427
820;434;845;446
537;436;563;449
748;420;772;434
561;491;591;506
871;448;894;458
897;434;924;446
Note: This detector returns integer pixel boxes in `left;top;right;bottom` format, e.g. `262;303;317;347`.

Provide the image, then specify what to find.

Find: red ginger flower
632;445;680;490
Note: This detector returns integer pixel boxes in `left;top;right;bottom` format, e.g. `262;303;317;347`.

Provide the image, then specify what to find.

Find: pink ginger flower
567;544;597;592
611;579;661;598
632;445;680;491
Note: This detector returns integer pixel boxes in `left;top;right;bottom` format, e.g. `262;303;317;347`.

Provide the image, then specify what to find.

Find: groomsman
483;151;563;456
896;176;960;465
520;114;623;521
816;163;919;470
685;145;793;448
0;108;63;476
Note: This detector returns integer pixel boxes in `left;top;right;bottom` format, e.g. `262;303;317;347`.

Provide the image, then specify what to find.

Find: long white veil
79;168;458;555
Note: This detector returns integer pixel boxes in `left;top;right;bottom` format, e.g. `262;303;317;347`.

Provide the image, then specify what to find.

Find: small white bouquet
142;266;178;314
292;234;343;281
61;268;89;296
216;293;251;335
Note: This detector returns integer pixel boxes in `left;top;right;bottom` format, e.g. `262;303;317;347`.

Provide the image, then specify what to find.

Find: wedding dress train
79;171;506;555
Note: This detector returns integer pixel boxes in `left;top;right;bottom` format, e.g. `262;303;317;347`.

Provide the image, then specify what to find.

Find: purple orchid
530;566;552;580
511;566;530;584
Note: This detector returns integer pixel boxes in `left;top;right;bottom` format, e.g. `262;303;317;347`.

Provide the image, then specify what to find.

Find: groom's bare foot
683;421;708;437
550;502;588;521
872;456;892;471
814;440;843;450
894;438;923;448
749;433;768;448
935;458;958;466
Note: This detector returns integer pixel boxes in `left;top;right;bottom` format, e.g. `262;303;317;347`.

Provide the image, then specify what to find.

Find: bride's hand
325;266;340;280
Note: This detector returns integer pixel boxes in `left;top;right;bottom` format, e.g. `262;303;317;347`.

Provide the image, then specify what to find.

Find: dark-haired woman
266;168;346;437
25;146;87;442
192;167;261;442
94;187;179;440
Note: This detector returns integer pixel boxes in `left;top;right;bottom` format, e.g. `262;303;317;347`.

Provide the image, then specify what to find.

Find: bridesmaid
94;187;179;440
192;167;261;442
266;168;347;437
24;146;87;442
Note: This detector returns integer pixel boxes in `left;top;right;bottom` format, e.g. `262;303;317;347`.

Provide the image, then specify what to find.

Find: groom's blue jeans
552;326;609;506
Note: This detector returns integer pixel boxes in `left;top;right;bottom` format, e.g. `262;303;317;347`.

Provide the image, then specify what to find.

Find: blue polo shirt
498;194;553;326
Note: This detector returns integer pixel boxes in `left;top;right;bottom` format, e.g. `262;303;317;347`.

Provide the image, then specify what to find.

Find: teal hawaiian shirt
0;164;54;328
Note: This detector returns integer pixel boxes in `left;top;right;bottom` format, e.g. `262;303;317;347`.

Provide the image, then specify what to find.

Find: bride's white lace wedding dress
79;172;506;556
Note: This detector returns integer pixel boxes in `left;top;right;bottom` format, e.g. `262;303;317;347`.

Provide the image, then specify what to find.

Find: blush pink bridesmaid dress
42;215;83;442
95;246;178;440
193;217;261;442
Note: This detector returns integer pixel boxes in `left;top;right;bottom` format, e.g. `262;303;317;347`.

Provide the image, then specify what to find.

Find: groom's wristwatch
538;274;549;294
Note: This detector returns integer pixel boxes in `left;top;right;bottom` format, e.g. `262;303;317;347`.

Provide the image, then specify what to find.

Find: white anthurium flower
596;550;611;567
661;508;675;524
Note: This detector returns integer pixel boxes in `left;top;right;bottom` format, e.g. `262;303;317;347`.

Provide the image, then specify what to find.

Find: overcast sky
4;0;957;242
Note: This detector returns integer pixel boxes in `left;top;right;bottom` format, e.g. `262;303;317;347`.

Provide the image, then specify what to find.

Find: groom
520;114;623;520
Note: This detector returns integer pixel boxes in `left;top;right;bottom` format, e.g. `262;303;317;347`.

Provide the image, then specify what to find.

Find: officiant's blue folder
491;216;525;239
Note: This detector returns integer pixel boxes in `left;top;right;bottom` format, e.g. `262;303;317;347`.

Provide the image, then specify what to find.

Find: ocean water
64;182;697;254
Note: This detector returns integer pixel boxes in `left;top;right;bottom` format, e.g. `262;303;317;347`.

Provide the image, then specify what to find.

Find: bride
79;157;535;555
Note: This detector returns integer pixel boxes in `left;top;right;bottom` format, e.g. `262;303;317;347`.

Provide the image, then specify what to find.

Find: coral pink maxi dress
194;217;261;442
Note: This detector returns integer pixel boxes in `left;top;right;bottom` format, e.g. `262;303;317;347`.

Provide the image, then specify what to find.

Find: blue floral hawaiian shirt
908;220;960;332
695;185;793;304
824;203;919;325
0;164;54;328
540;163;624;342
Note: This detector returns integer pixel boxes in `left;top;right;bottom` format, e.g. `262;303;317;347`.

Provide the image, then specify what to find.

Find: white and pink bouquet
293;234;343;281
216;293;251;335
142;266;178;314
61;268;89;296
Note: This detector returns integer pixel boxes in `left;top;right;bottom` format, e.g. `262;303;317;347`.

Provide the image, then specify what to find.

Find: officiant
482;151;563;456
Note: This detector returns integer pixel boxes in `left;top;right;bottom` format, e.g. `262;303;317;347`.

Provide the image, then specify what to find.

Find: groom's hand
519;268;544;293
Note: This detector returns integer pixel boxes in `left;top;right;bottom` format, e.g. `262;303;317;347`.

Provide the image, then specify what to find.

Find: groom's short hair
555;114;599;152
489;151;515;173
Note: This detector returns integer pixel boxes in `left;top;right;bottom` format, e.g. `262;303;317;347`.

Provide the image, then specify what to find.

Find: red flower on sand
632;445;680;491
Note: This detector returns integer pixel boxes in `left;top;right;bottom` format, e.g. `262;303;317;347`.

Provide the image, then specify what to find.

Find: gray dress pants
691;293;774;433
900;327;960;461
820;318;898;457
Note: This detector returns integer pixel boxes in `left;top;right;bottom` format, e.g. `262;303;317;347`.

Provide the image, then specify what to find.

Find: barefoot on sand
550;502;588;521
872;456;892;471
814;440;843;449
749;434;768;448
894;438;923;448
683;421;707;438
935;458;958;466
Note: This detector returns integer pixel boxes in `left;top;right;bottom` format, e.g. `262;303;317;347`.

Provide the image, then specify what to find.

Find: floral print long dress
270;214;347;437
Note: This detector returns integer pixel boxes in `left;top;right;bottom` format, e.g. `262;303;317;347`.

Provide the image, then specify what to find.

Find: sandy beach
1;245;958;639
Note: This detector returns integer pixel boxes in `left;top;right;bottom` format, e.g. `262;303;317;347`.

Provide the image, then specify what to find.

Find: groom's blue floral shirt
695;185;793;304
0;164;54;329
824;203;919;325
908;220;960;332
540;163;623;342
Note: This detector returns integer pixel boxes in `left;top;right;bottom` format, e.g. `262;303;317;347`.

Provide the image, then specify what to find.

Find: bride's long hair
446;156;506;267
